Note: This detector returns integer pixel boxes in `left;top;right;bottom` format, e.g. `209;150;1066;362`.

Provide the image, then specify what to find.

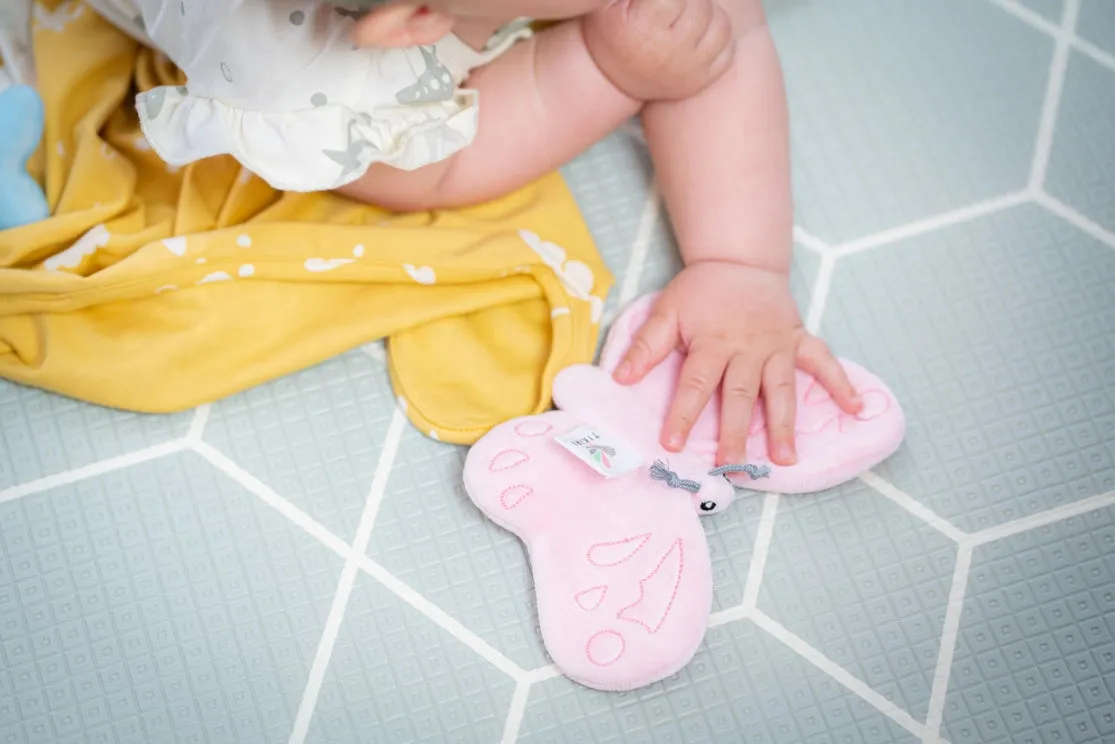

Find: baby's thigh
339;20;641;211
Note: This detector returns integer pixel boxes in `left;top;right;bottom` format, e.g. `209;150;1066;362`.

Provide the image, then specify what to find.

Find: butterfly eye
699;501;717;512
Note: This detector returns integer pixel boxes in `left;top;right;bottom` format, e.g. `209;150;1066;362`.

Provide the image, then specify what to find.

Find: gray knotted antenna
708;463;772;480
649;460;702;493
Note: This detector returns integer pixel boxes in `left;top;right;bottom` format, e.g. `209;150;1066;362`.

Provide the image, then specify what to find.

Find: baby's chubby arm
613;0;863;465
646;0;789;273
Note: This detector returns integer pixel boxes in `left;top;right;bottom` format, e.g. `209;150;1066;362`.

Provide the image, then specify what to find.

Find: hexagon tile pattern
942;506;1115;744
368;428;550;671
518;621;920;744
821;204;1115;534
305;571;517;744
770;0;1052;243
0;382;191;490
1045;51;1115;235
1077;0;1115;58
757;482;958;722
202;350;398;543
2;2;1115;743
0;454;342;744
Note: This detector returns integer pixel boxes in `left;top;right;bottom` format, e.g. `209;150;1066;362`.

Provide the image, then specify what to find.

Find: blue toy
0;84;50;231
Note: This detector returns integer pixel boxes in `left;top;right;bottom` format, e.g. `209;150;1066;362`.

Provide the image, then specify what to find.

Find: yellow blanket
0;1;611;445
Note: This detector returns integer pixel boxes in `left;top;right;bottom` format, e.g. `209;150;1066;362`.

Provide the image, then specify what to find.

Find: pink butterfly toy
462;294;905;691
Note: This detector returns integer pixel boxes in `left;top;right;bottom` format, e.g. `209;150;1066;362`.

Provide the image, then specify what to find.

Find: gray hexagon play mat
3;1;1115;742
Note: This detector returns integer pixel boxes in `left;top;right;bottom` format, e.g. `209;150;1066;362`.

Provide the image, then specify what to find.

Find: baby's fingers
614;310;678;385
797;336;862;413
762;352;798;466
663;348;729;452
716;354;762;466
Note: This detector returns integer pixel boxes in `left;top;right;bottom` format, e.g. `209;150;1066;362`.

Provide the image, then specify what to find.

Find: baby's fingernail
666;433;684;451
851;395;863;409
615;361;632;381
777;444;797;464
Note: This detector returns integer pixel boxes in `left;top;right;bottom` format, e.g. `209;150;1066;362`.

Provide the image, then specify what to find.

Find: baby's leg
338;21;641;211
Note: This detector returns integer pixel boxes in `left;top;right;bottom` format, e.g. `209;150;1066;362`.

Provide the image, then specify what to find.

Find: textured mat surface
2;1;1115;742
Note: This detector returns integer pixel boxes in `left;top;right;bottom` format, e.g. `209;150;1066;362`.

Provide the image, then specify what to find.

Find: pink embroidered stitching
514;420;553;437
586;533;652;568
795;411;840;436
499;485;533;510
617;539;684;635
584;630;626;667
742;387;895;440
851;389;890;422
488;449;529;472
574;585;608;612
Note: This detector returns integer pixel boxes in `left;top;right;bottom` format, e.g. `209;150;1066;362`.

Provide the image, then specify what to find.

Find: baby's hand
613;261;862;466
583;0;735;102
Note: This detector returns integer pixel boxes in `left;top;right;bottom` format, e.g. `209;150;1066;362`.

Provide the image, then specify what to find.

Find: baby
94;0;863;465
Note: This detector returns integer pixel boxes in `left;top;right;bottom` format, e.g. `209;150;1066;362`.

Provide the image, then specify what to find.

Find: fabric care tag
554;424;644;478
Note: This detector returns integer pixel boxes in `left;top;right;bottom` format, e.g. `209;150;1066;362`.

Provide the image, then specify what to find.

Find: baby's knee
583;0;735;102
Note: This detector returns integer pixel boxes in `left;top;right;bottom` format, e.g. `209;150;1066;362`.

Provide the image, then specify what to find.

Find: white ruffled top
123;0;530;191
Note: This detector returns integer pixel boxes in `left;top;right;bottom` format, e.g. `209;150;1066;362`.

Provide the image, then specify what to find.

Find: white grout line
804;252;836;335
741;493;781;611
834;191;1031;258
527;664;562;683
709;604;749;628
925;487;1115;738
0;440;187;504
194;430;526;688
349;410;407;550
287;561;361;744
1035;191;1115;250
751;609;932;740
859;471;968;544
1073;33;1115;75
792;225;832;256
497;661;577;744
616;182;662;308
499;680;535;744
1028;0;1080;191
968;488;1115;547
186;404;211;443
192;440;353;559
288;406;407;744
354;554;526;681
984;0;1062;36
924;545;974;737
985;0;1115;73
